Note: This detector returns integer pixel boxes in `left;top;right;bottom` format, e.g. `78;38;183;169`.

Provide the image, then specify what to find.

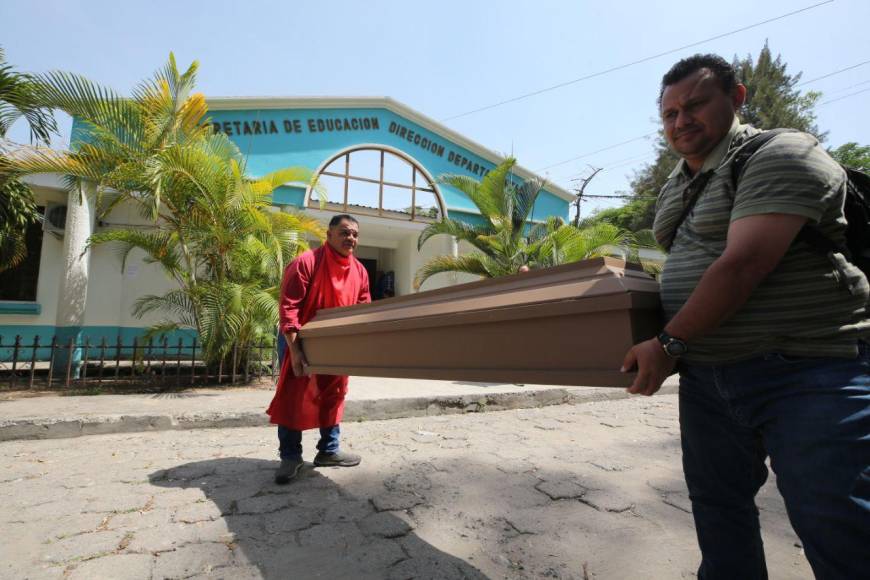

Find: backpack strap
662;169;716;251
728;128;797;186
730;128;851;260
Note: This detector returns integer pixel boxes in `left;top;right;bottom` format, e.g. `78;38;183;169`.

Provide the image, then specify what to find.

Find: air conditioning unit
43;203;67;234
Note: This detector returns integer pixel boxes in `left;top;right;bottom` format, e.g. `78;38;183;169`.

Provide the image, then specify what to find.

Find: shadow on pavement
149;458;486;580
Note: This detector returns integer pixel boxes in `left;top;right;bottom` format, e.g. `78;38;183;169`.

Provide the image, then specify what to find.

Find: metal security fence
0;335;280;390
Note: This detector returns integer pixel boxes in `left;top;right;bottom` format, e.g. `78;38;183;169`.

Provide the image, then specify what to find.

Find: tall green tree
829;142;870;171
585;43;823;233
1;54;323;366
735;41;823;138
0;47;58;271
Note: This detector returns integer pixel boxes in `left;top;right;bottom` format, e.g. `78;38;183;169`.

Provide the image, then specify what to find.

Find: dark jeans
277;331;287;368
277;424;340;460
679;343;870;580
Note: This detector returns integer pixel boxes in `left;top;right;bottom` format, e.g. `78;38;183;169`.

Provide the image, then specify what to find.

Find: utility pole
571;166;602;227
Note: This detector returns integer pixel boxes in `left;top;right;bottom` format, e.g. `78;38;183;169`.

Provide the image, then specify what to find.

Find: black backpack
729;128;870;277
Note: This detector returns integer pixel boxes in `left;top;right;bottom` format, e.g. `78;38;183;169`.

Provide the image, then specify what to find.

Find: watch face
666;340;688;356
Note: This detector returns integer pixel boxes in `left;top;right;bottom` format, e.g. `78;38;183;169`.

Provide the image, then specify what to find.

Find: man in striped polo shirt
621;54;869;579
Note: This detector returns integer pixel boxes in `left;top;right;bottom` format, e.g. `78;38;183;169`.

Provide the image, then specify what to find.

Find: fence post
10;335;21;389
132;336;139;381
190;338;197;385
28;335;40;390
47;336;57;388
175;338;183;388
243;343;250;383
81;338;91;386
161;337;169;386
98;337;107;384
231;343;238;384
146;338;154;382
64;336;75;388
114;336;122;381
270;341;277;381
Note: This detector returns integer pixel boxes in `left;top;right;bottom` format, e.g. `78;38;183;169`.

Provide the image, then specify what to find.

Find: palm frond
34;71;144;152
0;228;28;272
417;218;493;251
510;177;546;234
414;253;503;289
132;290;196;322
87;229;182;275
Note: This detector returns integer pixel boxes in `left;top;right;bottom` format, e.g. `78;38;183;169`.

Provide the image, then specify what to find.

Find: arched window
309;147;444;222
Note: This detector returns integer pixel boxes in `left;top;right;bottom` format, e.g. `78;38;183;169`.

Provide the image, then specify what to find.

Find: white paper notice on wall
126;264;139;278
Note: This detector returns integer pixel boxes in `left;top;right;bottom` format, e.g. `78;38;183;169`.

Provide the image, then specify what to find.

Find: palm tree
89;152;325;366
0;54;323;367
415;157;544;287
0;47;58;271
526;217;641;268
415;158;643;289
0;47;56;143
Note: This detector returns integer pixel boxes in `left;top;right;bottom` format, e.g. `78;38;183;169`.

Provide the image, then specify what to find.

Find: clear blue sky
2;0;868;217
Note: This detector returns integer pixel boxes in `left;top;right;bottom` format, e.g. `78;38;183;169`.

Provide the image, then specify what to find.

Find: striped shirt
654;119;869;364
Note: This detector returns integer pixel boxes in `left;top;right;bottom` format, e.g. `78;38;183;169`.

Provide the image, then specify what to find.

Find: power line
553;152;656;184
820;86;870;105
538;132;658;172
824;78;870;96
797;60;870;86
572;76;869;208
538;61;866;179
572;83;870;202
603;153;658;172
579;194;658;200
441;1;834;122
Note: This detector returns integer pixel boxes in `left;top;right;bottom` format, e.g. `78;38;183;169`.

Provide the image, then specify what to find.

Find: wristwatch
657;331;688;358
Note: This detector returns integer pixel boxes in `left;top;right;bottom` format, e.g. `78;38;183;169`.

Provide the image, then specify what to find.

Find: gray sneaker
313;450;361;467
274;457;304;484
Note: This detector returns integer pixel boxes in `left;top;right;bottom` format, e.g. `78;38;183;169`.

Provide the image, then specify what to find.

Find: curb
0;384;675;442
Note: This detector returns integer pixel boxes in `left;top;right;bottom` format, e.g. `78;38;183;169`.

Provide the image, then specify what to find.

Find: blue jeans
277;331;287;368
277;424;340;460
678;342;870;580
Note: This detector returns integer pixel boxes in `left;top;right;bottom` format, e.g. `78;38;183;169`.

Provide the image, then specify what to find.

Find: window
311;148;444;222
0;208;44;301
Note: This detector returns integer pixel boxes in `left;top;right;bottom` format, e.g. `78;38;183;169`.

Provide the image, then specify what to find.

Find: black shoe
275;457;304;484
313;450;361;467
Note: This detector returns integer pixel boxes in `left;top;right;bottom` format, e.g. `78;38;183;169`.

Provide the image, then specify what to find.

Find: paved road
0;395;811;579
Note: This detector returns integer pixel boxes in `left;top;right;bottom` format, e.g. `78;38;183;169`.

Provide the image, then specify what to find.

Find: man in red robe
268;214;371;484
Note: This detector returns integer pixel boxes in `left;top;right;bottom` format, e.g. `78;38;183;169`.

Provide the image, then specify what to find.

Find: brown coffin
299;257;662;388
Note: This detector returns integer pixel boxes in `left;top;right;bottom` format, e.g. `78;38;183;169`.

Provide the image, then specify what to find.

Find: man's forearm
664;255;770;342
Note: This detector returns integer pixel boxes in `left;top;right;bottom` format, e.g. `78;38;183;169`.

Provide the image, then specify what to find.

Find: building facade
0;97;572;357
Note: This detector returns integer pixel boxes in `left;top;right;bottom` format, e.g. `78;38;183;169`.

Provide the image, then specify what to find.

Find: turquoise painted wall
206;107;570;221
0;326;200;362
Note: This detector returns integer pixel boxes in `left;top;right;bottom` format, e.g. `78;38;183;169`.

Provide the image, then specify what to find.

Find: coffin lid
302;257;659;334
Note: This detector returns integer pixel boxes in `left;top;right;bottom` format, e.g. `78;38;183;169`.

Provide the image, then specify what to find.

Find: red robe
267;244;370;430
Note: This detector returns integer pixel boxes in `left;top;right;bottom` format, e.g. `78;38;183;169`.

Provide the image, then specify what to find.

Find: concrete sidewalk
0;376;678;441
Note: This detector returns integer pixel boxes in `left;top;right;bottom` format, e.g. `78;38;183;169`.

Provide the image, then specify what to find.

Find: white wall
81;199;180;329
407;233;468;293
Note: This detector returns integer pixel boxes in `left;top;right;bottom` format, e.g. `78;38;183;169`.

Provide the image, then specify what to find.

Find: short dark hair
328;214;359;228
658;54;738;106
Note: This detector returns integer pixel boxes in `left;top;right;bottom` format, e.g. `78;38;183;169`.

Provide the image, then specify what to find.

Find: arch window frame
306;145;446;222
